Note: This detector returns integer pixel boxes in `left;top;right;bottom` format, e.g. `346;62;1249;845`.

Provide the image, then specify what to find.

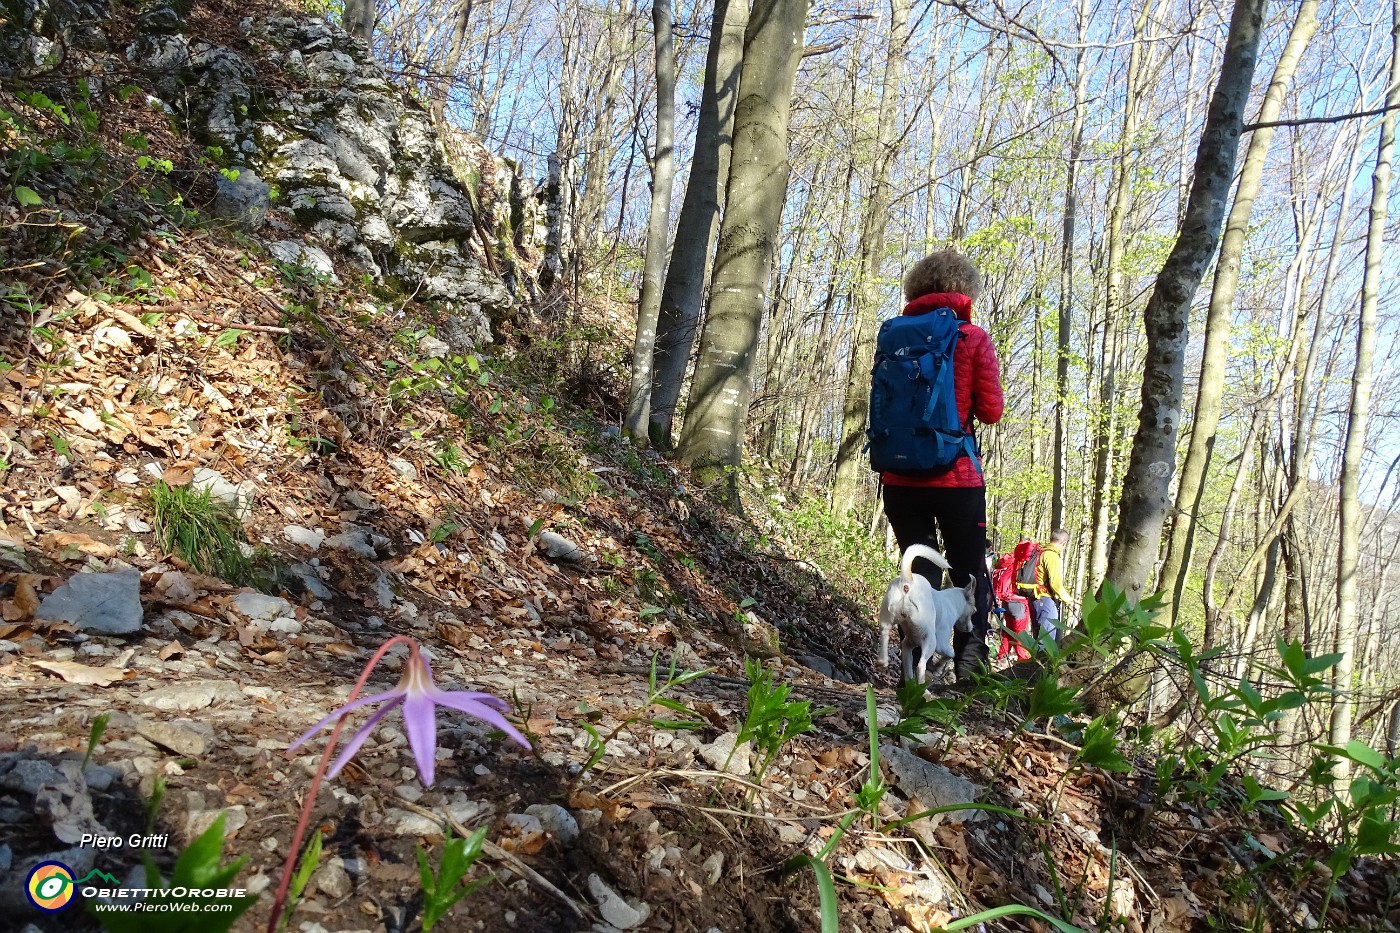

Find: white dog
876;544;977;685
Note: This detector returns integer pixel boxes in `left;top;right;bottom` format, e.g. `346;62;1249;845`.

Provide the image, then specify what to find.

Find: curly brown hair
903;250;983;301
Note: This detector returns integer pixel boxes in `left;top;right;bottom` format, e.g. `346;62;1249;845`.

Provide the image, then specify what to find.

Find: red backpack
991;550;1031;662
1012;540;1043;597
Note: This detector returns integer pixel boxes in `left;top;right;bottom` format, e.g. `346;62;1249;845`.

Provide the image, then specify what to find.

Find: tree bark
1331;0;1400;782
676;0;811;501
1088;0;1152;590
1053;0;1091;531
1105;0;1268;601
1157;0;1318;623
830;0;912;517
343;0;375;43
623;0;678;443
647;0;746;449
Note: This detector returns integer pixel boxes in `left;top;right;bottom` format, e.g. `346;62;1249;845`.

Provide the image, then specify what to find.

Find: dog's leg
876;604;892;670
901;630;916;686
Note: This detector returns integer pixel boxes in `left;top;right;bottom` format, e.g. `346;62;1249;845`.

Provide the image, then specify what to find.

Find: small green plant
417;825;490;930
731;658;830;789
82;713;109;769
147;481;254;583
145;775;166;833
91;812;257;933
278;829;322;933
577;652;711;774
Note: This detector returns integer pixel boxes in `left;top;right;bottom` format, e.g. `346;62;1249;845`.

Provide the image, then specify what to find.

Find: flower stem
266;635;418;933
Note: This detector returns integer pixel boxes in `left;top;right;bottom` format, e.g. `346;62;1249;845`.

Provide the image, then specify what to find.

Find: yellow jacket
1036;543;1072;604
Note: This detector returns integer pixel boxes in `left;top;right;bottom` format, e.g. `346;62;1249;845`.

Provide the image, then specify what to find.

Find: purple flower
289;644;530;786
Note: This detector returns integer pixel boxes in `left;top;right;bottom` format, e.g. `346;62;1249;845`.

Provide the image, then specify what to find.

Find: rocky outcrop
4;1;522;347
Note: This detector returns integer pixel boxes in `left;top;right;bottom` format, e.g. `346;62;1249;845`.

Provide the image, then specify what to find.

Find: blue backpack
866;307;980;476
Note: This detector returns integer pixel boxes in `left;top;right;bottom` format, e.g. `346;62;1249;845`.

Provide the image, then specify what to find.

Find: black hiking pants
881;484;992;679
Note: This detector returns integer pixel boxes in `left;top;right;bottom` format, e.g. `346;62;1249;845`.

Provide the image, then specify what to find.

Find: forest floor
2;3;1399;932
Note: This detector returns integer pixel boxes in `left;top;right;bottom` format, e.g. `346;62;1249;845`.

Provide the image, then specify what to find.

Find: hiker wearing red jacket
881;250;1004;681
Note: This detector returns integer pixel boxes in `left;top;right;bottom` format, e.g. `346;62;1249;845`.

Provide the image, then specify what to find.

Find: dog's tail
901;544;951;581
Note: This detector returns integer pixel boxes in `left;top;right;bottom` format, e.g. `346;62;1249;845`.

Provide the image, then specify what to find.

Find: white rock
380;808;442;836
191;467;257;519
141;680;243;711
587;874;648;930
698;733;751;775
133;718;216;756
283;525;325;550
230;592;293;622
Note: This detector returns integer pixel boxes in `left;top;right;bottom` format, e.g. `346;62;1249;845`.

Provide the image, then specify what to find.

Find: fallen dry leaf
33;660;129;686
158;640;185;660
40;532;116;559
13;575;41;619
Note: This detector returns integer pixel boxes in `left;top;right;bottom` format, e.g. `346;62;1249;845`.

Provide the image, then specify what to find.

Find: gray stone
214;167;272;231
268;617;302;634
185;805;246;841
36;569;143;635
381;808;443;836
387;459;417;480
290;563;334;599
793;653;836;679
313;858;352;898
230;592;293;622
525;804;579;845
587;874;648;930
82;765;117;792
324;527;379;558
879;743;986;825
141;680;243;711
136;4;182;34
134;718;216;756
305;50;356;86
0;759;68;795
189;46;254;150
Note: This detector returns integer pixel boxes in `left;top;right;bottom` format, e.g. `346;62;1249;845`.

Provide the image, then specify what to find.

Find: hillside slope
1;3;1396;933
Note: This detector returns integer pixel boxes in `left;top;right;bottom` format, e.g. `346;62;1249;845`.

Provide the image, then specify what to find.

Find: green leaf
1027;676;1080;722
1076;716;1131;773
213;328;246;348
14;185;42;206
83;713;110;769
942;902;1093;932
1343;740;1388;772
784;855;840;933
280;829;322;932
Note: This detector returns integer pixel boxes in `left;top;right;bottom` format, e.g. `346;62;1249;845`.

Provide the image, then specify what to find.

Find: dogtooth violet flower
289;641;530;786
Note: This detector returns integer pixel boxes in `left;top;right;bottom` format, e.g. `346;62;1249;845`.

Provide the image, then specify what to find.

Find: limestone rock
214;167;271;230
36;569;143;635
133;718;216;757
880;744;986;825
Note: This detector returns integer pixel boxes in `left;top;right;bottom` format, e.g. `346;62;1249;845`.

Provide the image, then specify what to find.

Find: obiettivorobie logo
25;862;121;913
24;860;247;916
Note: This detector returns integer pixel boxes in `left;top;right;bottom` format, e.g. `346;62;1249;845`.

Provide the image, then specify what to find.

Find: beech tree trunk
623;0;677;443
1105;0;1268;601
1331;0;1400;780
676;0;811;501
647;0;746;449
1157;0;1318;622
343;0;375;43
1053;0;1091;531
830;0;911;517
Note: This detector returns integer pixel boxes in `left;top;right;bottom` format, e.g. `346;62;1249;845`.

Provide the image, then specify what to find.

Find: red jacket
881;292;1004;489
